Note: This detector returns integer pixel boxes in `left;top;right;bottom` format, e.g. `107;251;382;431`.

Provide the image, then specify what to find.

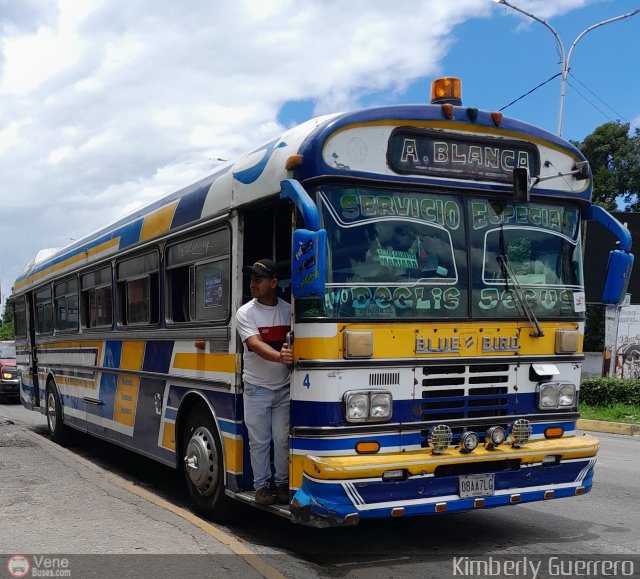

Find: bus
11;77;633;527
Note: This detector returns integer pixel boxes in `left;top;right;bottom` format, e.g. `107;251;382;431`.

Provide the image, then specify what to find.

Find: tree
571;122;640;354
571;122;640;210
0;300;14;340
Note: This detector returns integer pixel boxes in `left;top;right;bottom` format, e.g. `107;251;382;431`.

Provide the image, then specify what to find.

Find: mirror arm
588;205;632;252
279;179;320;231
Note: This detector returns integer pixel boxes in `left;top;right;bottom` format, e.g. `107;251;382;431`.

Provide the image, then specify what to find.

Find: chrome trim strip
296;355;584;369
291;413;579;437
46;363;234;391
28;327;231;343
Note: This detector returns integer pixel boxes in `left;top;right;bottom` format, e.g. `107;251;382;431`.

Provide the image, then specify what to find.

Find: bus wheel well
46;374;58;393
177;394;234;521
45;377;68;445
175;394;215;470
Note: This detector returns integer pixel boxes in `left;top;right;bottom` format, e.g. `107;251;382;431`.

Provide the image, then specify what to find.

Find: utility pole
494;1;640;136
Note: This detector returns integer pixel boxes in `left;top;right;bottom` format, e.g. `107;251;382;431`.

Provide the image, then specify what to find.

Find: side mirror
291;229;327;298
602;250;634;305
513;167;530;202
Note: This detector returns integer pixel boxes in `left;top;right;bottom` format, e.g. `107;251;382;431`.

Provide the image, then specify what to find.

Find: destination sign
388;129;540;183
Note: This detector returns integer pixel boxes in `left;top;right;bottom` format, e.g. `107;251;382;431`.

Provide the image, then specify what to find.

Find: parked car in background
0;341;18;402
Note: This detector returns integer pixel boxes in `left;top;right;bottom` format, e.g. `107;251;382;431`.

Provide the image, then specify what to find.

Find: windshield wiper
498;226;544;338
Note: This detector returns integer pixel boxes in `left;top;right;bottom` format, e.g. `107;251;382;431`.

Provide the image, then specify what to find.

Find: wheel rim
47;391;57;433
184;426;219;496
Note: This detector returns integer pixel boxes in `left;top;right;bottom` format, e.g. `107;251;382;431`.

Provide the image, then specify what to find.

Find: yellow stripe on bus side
115;341;145;427
173;353;237;374
162;422;176;451
140;201;178;241
14;238;120;291
223;436;244;473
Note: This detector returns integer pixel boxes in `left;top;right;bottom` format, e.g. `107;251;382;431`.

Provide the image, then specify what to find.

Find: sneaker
255;487;276;505
276;484;289;505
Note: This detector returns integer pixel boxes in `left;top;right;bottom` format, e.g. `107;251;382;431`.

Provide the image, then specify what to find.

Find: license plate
459;474;495;498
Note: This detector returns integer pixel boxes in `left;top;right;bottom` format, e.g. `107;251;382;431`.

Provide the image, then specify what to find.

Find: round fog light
459;431;479;453
486;426;506;448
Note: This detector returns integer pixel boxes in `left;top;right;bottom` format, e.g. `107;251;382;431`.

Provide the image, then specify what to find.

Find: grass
579;403;640;424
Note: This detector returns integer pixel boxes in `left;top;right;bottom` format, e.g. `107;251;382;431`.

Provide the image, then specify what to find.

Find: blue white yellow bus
11;78;633;526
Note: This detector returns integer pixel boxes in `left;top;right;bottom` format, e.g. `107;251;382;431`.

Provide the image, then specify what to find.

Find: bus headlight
537;382;576;409
343;391;392;423
345;393;369;421
558;383;576;407
371;392;392;419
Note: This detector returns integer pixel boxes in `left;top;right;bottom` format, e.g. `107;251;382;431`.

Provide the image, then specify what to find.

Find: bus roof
13;103;590;294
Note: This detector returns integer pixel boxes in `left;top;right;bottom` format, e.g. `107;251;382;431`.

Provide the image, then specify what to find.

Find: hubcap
184;426;218;496
47;392;57;433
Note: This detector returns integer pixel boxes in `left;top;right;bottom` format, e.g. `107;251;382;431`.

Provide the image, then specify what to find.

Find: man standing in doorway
236;258;292;505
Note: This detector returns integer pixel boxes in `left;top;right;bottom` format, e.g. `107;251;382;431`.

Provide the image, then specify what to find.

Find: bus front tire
182;406;234;521
46;383;68;445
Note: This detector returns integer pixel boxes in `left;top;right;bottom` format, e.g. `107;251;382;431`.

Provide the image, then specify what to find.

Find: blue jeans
243;383;290;490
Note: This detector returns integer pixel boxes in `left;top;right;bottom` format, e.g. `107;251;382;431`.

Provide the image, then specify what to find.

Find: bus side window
168;266;191;322
13;297;27;338
166;228;231;325
81;266;113;329
116;251;160;326
34;286;53;335
194;258;230;321
54;277;79;332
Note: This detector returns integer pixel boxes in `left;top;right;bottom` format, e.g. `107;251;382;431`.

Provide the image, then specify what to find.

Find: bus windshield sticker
376;249;418;269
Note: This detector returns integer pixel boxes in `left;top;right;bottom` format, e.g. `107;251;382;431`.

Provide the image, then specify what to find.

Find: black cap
243;258;277;278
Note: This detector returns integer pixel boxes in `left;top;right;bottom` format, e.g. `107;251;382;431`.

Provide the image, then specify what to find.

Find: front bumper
290;434;599;527
0;379;19;397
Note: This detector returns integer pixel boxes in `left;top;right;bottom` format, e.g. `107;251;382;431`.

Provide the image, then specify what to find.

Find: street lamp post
494;0;640;136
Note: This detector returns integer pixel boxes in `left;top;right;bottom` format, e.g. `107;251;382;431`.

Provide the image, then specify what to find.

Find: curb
577;418;640;436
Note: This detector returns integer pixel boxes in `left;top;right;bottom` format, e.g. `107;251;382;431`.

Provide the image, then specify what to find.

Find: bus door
242;201;293;303
240;200;294;484
25;293;41;408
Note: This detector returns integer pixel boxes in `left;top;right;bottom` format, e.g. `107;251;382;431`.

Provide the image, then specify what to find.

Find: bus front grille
419;363;512;422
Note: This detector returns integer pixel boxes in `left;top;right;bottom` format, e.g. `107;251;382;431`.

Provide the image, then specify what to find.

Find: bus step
231;490;292;519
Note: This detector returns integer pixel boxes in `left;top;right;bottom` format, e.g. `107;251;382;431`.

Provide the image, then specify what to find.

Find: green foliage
580;378;640;406
0;300;14;340
571;122;640;211
580;403;640;424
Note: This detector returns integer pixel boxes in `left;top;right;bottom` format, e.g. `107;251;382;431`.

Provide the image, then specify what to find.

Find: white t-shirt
236;298;291;389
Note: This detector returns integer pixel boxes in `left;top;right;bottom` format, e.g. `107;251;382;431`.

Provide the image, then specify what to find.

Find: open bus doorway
242;201;293;304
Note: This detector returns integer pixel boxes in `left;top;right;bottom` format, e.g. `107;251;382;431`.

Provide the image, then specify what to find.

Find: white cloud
0;0;604;298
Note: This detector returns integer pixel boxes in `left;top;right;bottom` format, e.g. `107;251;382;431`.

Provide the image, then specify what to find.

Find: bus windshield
469;198;584;320
296;187;584;322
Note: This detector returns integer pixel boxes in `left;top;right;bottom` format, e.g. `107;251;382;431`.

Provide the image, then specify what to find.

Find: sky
1;0;639;306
